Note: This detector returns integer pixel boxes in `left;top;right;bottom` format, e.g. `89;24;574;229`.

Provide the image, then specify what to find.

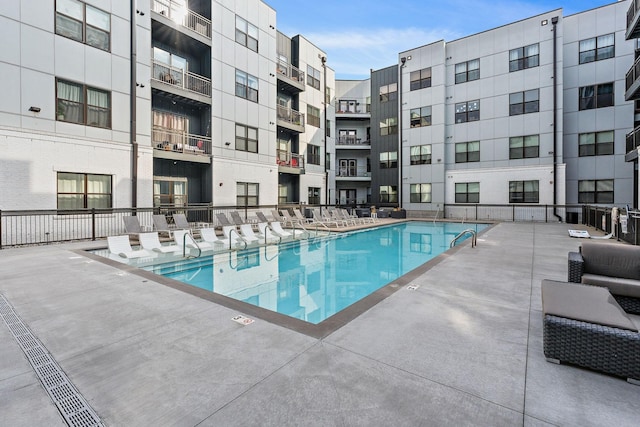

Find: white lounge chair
257;222;281;243
173;229;215;252
239;224;260;245
139;232;181;254
568;229;613;239
270;221;293;238
107;235;151;259
200;228;231;248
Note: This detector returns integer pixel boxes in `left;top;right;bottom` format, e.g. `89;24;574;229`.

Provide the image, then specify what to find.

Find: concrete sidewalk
1;222;639;426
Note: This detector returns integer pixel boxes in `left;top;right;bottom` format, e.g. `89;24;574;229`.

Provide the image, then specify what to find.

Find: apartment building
624;0;640;207
0;0;333;211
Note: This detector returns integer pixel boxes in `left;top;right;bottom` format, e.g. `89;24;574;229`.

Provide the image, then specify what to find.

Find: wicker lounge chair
541;279;640;384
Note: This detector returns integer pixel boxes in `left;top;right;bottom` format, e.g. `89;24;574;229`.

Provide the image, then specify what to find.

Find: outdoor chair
139;232;181;254
173;229;215;252
255;211;270;223
200;228;231;249
152;214;175;238
257;222;281;244
270;221;293;238
172;213;194;230
293;208;314;224
230;211;247;225
107;235;151;259
271;209;286;224
216;213;234;228
123;216;149;237
279;209;299;227
239;224;260;245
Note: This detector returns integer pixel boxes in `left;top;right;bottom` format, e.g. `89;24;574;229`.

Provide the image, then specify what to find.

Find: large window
410;183;432;203
235;69;259;102
56;79;111;128
57;172;112;209
307;65;321;90
455;100;480;123
153;177;187;207
455;59;480;84
56;0;111;51
579;33;614;64
235;16;258;52
308;187;321;205
237;182;259;207
410;68;432;91
235;124;258;153
578;179;613;204
307;105;321;127
579;131;614;156
410;144;432;165
379;186;398;203
509;135;539;159
379;83;398;102
410;106;432;128
455;141;480;163
509;89;539;115
379;151;398;169
380;117;398;136
455;182;480;203
579;83;614;110
509;180;539;203
509;43;539;72
307;145;321;165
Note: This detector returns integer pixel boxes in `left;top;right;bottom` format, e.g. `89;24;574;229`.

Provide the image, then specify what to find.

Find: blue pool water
143;221;488;324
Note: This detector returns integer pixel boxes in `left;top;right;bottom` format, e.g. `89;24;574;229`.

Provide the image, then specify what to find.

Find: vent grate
0;294;104;427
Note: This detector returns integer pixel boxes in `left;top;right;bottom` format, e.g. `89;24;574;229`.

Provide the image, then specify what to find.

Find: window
410;68;432;90
56;0;111;51
410;144;432;165
308;187;321;205
509;89;539;115
379;151;398;169
235;16;258;52
578;179;613;204
509;43;539;72
338;129;357;145
455;141;480;163
410;183;432;203
325;86;331;104
379;83;398;102
379;185;398;203
509;135;540;159
455;182;480;203
235;69;259;102
410;106;432;128
153;177;187;207
235;124;258;153
579;131;614;156
509;180;539;203
307;65;321;90
56;79;111;128
237;182;259;207
326;119;331;137
380;117;398;136
57;172;112;209
307;145;321;165
455;100;480;123
307;105;320;127
455;59;480;84
579;83;614;110
579;33;614;64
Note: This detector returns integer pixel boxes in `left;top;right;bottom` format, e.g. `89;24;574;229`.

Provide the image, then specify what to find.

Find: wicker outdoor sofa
542;279;640;384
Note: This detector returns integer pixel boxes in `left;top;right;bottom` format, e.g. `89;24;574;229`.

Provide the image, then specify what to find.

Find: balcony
335;98;371;119
277;105;305;133
276;150;305;174
336;167;371;181
276;60;305;93
627;0;640;39
151;60;212;102
626;126;640;161
626;54;640;101
336;136;371;149
152;0;211;40
152;128;212;164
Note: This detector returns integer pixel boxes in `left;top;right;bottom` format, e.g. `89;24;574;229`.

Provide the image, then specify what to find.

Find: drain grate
0;294;104;427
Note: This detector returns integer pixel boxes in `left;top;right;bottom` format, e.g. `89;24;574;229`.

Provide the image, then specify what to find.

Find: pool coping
78;221;496;339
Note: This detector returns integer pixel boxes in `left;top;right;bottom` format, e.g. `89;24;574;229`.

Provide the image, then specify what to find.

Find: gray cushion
581;274;640;299
581;241;640;280
541;280;637;332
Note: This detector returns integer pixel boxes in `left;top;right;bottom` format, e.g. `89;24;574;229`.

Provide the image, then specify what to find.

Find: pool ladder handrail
450;229;477;248
182;231;202;258
262;223;282;245
227;228;248;251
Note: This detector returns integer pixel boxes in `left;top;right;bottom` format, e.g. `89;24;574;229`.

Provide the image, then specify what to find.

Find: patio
1;222;639;426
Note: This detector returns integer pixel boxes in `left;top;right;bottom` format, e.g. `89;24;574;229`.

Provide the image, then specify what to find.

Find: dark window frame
455;141;480;163
410;144;432;165
455;59;480;84
509;135;540;159
55;0;111;52
578;179;614;204
307;144;321;165
235;123;258;153
509;89;539;116
509;180;539;203
56;78;112;128
509;43;539;72
579;82;614;110
235;69;259;103
410;106;432;128
307;65;321;90
235;15;258;52
380;117;398;136
410;183;432;203
379;83;398;102
379;151;398;169
578;130;614;156
237;182;259;207
410;67;432;91
307;105;321;128
455;182;480;203
455;100;480;123
57;172;113;210
379;185;398;203
579;33;614;64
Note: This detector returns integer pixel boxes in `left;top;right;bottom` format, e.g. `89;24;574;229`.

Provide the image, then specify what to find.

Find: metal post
91;208;96;241
0;209;2;250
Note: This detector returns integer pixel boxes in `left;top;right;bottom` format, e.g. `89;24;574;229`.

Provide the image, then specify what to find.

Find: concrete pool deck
1;222;639;426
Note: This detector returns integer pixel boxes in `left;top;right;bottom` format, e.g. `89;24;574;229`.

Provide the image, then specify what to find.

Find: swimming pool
142;221;488;324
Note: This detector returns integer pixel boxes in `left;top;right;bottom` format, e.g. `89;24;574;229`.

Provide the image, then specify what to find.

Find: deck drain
0;294;103;427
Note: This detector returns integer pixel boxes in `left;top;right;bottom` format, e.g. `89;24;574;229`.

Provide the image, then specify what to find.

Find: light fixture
224;141;231;146
28;106;41;113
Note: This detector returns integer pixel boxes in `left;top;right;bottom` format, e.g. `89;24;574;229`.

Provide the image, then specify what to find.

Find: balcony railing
626;126;640;153
276;150;305;169
629;0;640;30
335;98;371;114
152;0;212;39
276;60;305;85
337;168;370;178
152;60;212;97
277;105;305;127
153;128;212;156
336;136;371;146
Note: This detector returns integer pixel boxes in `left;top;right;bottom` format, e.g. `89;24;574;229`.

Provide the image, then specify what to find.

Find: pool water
143;222;488;324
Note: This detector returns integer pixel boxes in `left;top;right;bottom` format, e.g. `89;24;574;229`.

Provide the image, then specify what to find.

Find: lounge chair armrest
568;251;584;283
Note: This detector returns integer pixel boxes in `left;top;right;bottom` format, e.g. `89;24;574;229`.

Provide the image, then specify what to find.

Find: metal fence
442;204;584;223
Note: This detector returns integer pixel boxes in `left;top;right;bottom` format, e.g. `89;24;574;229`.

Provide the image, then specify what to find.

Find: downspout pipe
321;56;328;205
398;58;406;208
552;16;562;222
130;1;138;209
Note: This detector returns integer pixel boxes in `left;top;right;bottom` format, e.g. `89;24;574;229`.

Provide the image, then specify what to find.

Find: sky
265;0;619;79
